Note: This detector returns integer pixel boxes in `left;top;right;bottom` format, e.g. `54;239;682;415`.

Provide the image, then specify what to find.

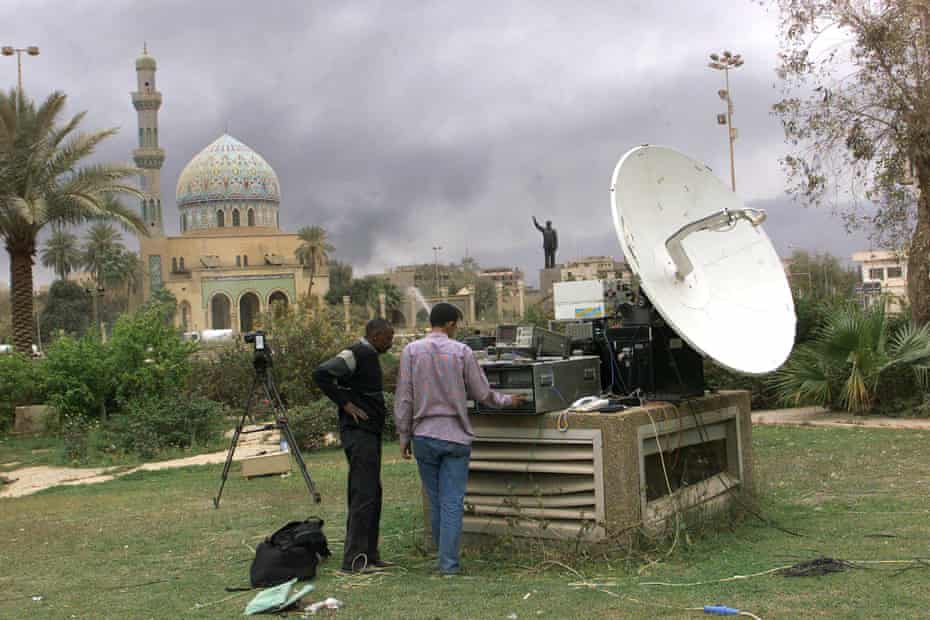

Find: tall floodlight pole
1;45;40;101
708;50;743;192
432;245;442;294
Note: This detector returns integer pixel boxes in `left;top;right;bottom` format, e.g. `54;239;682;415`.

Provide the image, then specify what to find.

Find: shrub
108;305;196;406
107;395;226;459
288;399;340;450
0;354;47;431
188;304;352;409
771;303;930;414
44;335;112;420
188;344;254;409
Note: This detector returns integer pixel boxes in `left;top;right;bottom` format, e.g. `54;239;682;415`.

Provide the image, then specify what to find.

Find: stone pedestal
13;405;57;436
421;391;753;545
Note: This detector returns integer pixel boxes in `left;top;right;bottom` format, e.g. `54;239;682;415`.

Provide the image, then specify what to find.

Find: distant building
383;264;452;293
851;250;907;314
560;256;631;283
478;267;524;288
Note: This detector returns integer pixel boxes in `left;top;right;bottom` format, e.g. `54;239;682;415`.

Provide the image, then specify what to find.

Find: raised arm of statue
532;216;544;233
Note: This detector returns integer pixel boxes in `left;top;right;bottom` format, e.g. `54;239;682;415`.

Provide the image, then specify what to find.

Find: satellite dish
609;145;795;375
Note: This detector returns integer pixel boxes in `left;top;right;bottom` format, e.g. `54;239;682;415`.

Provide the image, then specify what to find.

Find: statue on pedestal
533;216;558;269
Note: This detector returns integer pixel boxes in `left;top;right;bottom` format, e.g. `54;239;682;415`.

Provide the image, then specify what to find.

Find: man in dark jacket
313;318;395;572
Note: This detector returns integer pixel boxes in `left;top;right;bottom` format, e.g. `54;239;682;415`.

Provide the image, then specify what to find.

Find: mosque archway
239;292;261;332
232;209;240;226
217;210;225;227
269;291;289;317
247;208;255;226
210;294;231;330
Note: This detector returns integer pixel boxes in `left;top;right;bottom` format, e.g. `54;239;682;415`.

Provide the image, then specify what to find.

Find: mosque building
130;47;328;333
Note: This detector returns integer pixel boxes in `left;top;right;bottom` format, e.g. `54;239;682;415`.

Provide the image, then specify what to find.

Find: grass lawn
0;425;928;619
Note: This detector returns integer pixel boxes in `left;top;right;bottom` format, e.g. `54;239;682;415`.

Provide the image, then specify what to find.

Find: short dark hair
365;318;393;337
429;302;462;327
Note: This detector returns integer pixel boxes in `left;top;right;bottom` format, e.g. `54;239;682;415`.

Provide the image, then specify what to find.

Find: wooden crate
240;452;291;478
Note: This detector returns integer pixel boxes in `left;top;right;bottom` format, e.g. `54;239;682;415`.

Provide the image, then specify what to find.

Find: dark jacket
313;339;386;435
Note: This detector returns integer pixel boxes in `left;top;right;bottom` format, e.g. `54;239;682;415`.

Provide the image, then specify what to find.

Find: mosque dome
175;134;282;233
135;53;157;71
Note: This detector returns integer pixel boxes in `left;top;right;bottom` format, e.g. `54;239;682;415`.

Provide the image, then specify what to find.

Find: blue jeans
413;435;471;574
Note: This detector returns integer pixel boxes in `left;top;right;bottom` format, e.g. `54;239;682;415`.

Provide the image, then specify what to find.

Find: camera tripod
213;358;322;508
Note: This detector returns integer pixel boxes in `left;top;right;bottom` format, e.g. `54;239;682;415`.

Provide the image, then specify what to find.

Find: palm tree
294;225;334;301
0;89;144;353
40;228;82;280
772;303;930;414
82;221;124;287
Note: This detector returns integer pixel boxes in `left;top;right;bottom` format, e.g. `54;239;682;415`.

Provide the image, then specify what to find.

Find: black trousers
544;248;556;269
340;427;382;569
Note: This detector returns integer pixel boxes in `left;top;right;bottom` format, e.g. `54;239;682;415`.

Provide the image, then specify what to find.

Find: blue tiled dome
176;134;280;208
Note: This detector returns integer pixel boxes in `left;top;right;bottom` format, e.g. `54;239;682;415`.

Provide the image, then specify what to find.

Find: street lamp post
432;245;442;295
708;50;743;192
1;45;40;96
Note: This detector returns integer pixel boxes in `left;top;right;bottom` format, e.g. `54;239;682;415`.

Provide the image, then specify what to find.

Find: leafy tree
39;279;93;342
324;259;353;305
772;0;930;323
784;250;859;299
294;225;334;301
772;303;930;413
40;228;82;280
345;276;402;318
0;89;144;353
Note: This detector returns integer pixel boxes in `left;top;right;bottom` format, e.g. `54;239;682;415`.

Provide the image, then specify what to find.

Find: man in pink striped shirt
394;303;524;574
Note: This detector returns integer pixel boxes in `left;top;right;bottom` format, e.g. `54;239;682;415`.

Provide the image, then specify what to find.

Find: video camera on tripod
243;330;273;372
213;329;322;507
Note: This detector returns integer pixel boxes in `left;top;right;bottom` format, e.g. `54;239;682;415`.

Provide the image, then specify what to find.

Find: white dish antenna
609;145;795;374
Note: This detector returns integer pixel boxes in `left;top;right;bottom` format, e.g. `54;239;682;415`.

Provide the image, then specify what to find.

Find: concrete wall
441;391;752;544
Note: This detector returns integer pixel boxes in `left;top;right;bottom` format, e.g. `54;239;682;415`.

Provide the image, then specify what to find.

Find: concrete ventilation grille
462;430;605;541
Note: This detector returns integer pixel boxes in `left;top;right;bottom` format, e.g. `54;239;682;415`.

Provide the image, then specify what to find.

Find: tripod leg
263;374;322;504
281;421;322;504
213;375;260;508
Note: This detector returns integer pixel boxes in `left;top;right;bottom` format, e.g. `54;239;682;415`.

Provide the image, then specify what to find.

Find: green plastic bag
244;578;315;616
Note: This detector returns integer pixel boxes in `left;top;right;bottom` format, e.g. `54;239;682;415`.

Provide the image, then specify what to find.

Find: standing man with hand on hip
394;303;524;575
313;318;395;573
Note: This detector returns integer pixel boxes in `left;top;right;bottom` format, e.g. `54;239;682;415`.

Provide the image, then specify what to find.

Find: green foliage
188;344;254;410
0;353;47;430
523;303;552;329
324;260;353;305
772;303;930;414
287;399;340;450
188;304;351;409
784;250;859;301
39;280;93;343
106;396;226;459
143;287;178;324
107;304;197;405
43;334;112;420
40;228;82;281
289;393;398;450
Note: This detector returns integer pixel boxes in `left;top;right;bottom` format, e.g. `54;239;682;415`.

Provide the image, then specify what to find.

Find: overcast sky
1;0;871;288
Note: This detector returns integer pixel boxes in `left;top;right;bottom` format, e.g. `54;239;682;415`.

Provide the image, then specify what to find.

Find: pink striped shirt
393;331;513;446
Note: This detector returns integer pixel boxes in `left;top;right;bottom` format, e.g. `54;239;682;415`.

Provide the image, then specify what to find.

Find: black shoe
370;560;397;569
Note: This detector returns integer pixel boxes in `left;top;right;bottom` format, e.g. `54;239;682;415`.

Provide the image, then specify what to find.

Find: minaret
131;44;165;237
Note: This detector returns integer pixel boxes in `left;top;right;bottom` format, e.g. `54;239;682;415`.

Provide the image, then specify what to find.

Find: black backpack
250;517;332;588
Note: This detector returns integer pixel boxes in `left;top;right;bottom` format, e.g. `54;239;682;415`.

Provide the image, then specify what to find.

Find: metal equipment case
471;356;601;414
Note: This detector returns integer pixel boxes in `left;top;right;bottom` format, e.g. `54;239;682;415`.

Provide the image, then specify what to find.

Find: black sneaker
370;560;397;569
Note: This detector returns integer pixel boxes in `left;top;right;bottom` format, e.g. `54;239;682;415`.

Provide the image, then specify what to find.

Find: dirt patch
1;424;283;499
752;408;930;430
